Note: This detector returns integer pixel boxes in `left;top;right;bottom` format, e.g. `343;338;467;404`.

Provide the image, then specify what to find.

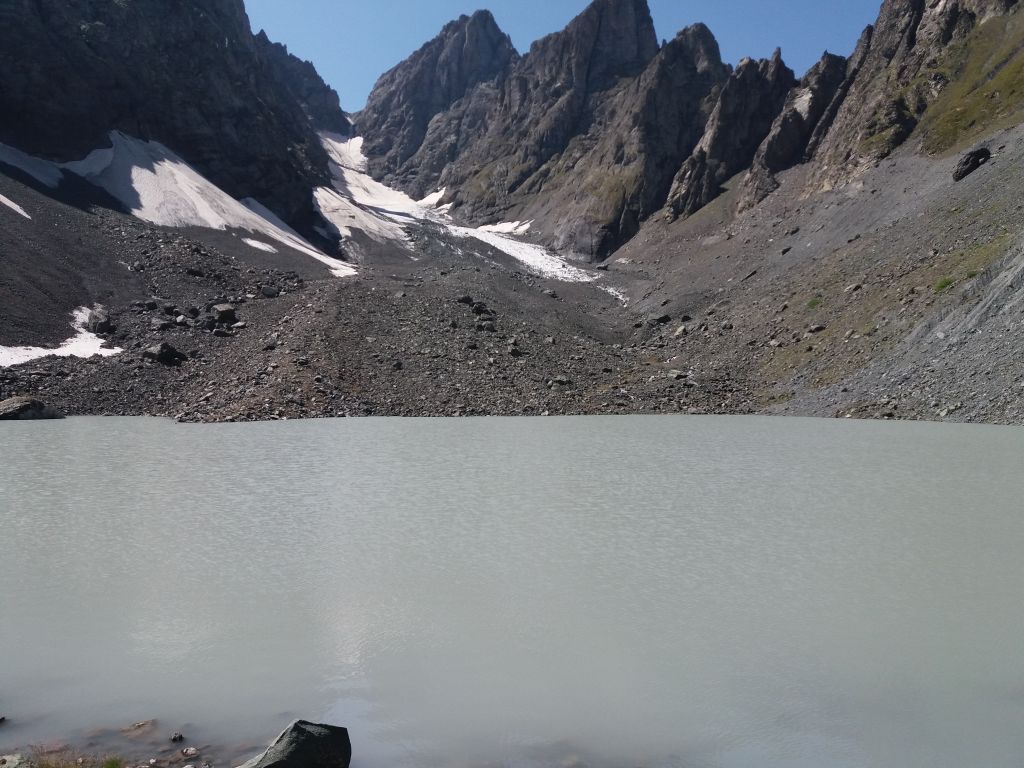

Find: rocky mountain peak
672;23;726;75
255;31;351;135
530;0;658;91
357;9;517;184
666;49;796;219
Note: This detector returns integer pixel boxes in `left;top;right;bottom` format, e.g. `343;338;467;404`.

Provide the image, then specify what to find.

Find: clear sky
245;0;883;111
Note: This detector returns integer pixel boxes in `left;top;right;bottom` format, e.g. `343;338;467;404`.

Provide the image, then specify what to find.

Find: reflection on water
2;416;1024;768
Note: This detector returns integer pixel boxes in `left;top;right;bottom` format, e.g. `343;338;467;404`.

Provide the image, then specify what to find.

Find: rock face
666;50;796;219
354;0;1021;256
0;0;337;225
356;10;517;189
805;0;1021;191
238;721;351;768
495;23;729;255
737;52;848;210
0;397;63;420
255;32;352;135
953;147;992;180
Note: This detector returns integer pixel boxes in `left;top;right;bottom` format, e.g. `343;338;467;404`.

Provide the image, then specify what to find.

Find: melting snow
242;238;278;253
448;226;595;283
318;133;597;283
418;188;447;207
0;307;122;368
0;142;64;188
60;132;354;277
323;133;368;173
477;221;533;236
0;193;30;219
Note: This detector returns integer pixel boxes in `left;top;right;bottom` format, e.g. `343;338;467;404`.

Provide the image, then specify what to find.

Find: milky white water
2;416;1023;768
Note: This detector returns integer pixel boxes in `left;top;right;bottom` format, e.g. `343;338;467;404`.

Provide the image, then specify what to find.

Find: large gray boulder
0;397;64;420
237;721;351;768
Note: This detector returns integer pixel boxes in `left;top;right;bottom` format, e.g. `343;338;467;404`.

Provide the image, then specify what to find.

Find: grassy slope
920;6;1024;153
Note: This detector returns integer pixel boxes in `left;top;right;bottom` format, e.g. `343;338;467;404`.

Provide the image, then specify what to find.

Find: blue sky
246;0;882;111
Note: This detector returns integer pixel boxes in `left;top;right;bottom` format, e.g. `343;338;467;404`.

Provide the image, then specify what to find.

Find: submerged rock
237;721;351;768
0;397;64;420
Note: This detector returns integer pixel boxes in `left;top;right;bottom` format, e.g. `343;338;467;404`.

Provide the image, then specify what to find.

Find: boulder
143;342;186;366
237;721;351;768
953;147;991;181
212;304;238;324
261;286;281;299
0;397;64;420
85;308;114;334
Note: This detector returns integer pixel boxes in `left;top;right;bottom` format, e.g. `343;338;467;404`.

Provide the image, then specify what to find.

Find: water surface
2;416;1023;768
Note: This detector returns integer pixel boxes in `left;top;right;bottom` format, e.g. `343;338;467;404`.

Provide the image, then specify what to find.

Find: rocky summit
2;0;1024;424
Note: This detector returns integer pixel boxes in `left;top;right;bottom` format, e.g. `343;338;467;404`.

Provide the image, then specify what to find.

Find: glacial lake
2;416;1024;768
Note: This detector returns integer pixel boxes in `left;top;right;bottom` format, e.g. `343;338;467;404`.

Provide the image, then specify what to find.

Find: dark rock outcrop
0;0;334;225
143;343;186;366
435;0;661;208
805;0;1020;191
738;52;848;210
0;397;63;420
356;10;517;188
469;22;729;257
238;721;351;768
85;308;114;335
953;147;992;180
256;32;351;135
666;50;796;219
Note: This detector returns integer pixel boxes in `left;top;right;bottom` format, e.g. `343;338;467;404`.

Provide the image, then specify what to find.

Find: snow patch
323;132;368;173
0;307;122;368
448;226;595;283
792;89;814;120
315;186;409;244
242;238;278;253
60;132;354;277
0;193;30;219
418;188;447;207
0;142;64;188
600;285;630;305
319;133;598;283
477;221;533;236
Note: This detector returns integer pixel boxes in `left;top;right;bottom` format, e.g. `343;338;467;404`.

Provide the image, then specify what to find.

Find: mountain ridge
356;0;1022;259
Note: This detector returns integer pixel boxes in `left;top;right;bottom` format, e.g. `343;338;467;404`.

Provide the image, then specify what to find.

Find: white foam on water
0;307;122;368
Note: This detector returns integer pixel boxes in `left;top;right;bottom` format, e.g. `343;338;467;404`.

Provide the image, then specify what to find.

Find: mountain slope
356;10;517;189
0;0;344;226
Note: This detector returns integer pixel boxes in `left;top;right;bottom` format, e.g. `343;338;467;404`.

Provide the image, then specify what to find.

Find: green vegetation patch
921;8;1024;153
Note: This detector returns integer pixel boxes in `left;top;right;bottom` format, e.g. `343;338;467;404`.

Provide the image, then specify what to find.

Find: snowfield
318;133;598;284
0;142;64;187
448;225;595;283
63;132;355;277
242;238;278;253
0;193;30;219
2;131;610;288
0;307;122;368
1;134;354;278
